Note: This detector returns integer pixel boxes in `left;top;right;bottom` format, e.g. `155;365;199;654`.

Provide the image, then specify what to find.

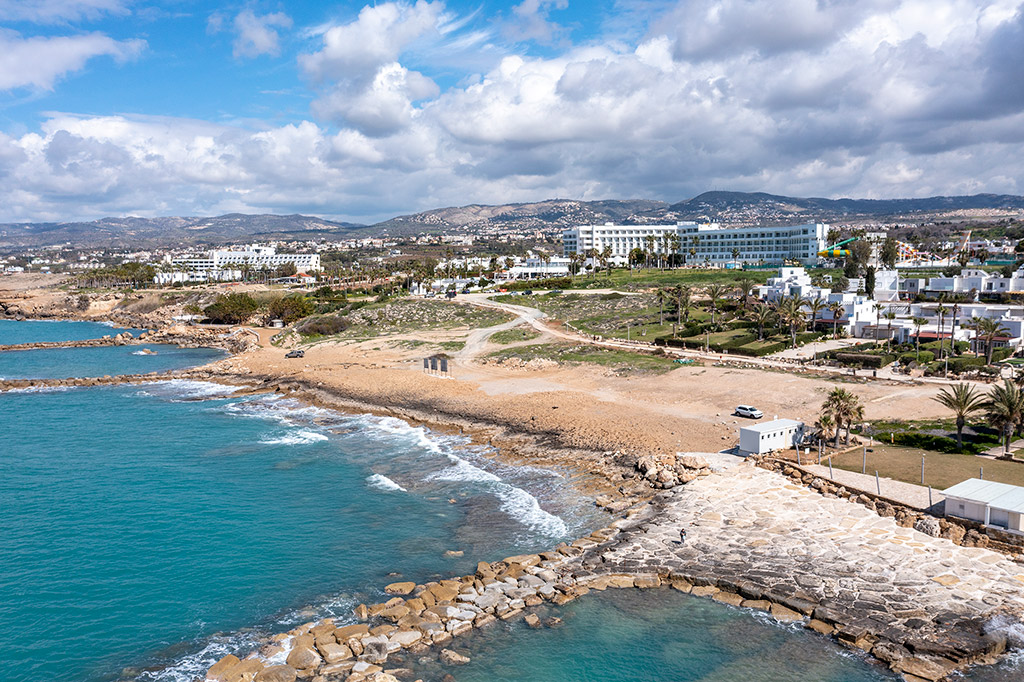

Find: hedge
899;350;935;365
834;352;895;368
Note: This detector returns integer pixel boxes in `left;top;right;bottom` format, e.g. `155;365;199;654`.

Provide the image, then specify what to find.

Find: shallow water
0;344;226;379
0;380;602;682
0;318;142;345
416;589;1024;682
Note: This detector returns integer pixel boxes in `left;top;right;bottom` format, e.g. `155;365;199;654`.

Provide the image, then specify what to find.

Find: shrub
296;315;349;337
203;293;259;324
947;356;985;374
834;352;894;368
992;347;1015;363
267;295;314;324
899;350;934;364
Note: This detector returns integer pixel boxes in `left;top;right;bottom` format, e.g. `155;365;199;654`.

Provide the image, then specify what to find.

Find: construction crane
817;236;858;259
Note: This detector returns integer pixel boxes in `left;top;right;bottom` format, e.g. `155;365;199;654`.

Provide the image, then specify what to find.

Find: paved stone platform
570;460;1024;680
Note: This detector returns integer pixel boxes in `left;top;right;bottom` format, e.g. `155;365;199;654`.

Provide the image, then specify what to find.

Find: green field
487;343;679;374
489;327;542;344
829;444;1024;489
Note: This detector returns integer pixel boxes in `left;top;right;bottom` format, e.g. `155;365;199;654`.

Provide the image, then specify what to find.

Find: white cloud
4;0;1024;223
506;0;569;43
230;9;292;59
0;30;145;91
0;0;128;23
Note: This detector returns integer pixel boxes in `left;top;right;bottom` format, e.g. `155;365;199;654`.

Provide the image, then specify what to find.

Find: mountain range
3;192;1023;250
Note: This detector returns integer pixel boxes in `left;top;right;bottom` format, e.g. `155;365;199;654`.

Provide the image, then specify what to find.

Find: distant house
738;418;805;456
942;478;1024;534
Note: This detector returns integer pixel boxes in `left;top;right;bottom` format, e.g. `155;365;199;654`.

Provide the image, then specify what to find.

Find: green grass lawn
487;343;679;374
829;444;1024;489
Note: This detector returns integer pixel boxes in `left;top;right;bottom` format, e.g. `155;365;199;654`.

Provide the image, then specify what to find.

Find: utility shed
739;418;804;456
942;478;1024;533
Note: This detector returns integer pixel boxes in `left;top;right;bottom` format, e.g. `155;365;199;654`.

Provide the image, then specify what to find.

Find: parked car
523;289;533;295
285;349;305;359
735;405;763;419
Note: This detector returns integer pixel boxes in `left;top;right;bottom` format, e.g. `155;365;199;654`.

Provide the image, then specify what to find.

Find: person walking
679;528;687;545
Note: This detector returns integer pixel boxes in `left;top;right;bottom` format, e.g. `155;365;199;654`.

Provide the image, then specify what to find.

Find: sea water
2;321;1018;682
0;319;142;345
0;344;227;379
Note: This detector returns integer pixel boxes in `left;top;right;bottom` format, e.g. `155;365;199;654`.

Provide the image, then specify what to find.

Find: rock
318;642;353;664
524;613;542;628
389;630;423;648
939;522;966;544
335;624;370;641
207;654;241;680
914;517;941;538
439;649;471;666
769;603;804;623
254;666;297;682
360;637;390;664
896;656;956;681
712;591;744;607
286;646;321;670
224;658;264;682
385;582;416;595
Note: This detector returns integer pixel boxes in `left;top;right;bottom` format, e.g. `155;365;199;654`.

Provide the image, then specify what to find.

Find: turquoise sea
2;320;1020;682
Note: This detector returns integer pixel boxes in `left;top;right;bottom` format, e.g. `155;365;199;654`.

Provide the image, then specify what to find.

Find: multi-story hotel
562;222;829;266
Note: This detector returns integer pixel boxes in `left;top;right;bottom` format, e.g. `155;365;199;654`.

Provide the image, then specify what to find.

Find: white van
735;405;763;419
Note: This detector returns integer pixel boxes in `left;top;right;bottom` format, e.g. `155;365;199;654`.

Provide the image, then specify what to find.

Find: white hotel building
562;222;829;266
155;245;321;284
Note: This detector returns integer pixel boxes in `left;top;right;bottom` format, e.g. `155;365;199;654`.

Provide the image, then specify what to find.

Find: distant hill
0;213;366;249
661;191;1024;222
3;192;1023;251
370;199;669;235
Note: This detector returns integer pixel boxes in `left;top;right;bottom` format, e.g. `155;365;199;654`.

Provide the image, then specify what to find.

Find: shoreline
4;311;1024;681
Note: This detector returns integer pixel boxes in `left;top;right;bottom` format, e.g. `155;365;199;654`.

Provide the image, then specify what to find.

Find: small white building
739;418;805;455
942;478;1024;534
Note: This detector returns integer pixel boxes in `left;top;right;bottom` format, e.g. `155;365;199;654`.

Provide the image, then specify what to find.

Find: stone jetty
203;453;1024;682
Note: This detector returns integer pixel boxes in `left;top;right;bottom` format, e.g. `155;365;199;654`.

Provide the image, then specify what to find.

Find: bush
899;350;934;364
834;352;894;368
267;295;314;324
296;315;349;337
506;277;572;291
203;293;259;324
947;356;985;374
992;346;1015;363
892;432;962;453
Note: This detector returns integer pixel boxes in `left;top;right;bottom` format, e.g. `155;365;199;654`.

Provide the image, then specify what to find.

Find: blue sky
1;0;1024;223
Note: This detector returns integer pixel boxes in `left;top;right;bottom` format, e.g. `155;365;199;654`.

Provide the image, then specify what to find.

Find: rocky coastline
5;311;1024;682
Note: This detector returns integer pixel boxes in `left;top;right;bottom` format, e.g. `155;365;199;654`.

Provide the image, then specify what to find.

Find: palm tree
872;302;883;344
911;316;927;361
935;302;948;359
828;301;845;339
949;299;962;357
656;287;671;326
807;298;826;335
672;285;693;335
822;387;864;446
933;383;986;452
644;235;656;269
748;303;774;341
815;413;836;445
985;379;1024;457
736;278;757;309
883;311;897;350
775;295;805;348
704;283;730;326
974;317;1011;365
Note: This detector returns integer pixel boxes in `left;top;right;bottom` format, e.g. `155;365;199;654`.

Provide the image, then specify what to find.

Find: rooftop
942;478;1024;513
741;418;804;433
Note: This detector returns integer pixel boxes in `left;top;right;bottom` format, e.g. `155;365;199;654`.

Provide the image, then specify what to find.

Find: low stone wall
757;457;1024;556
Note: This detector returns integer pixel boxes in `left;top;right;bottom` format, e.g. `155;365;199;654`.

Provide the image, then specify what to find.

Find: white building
500;256;571;281
739;418;805;455
943;478;1024;534
562;222;828;266
756;267;882;336
154;269;241;285
903;267;1024;299
170;245;321;276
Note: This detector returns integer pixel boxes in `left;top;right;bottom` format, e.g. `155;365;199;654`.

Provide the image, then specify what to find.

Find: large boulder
284;645;321;670
253;666;297;682
206;654;240;680
439;649;471;665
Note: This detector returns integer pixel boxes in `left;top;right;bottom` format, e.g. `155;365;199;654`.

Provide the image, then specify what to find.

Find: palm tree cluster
820;387;865;447
934;380;1024;458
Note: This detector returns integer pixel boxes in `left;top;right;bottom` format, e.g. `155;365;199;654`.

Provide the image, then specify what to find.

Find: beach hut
942;478;1024;533
738;418;805;456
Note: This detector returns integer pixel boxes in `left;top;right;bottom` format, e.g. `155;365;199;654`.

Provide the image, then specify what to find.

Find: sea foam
367;474;407;492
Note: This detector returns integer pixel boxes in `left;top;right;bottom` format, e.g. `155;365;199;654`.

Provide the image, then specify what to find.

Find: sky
1;0;1024;224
